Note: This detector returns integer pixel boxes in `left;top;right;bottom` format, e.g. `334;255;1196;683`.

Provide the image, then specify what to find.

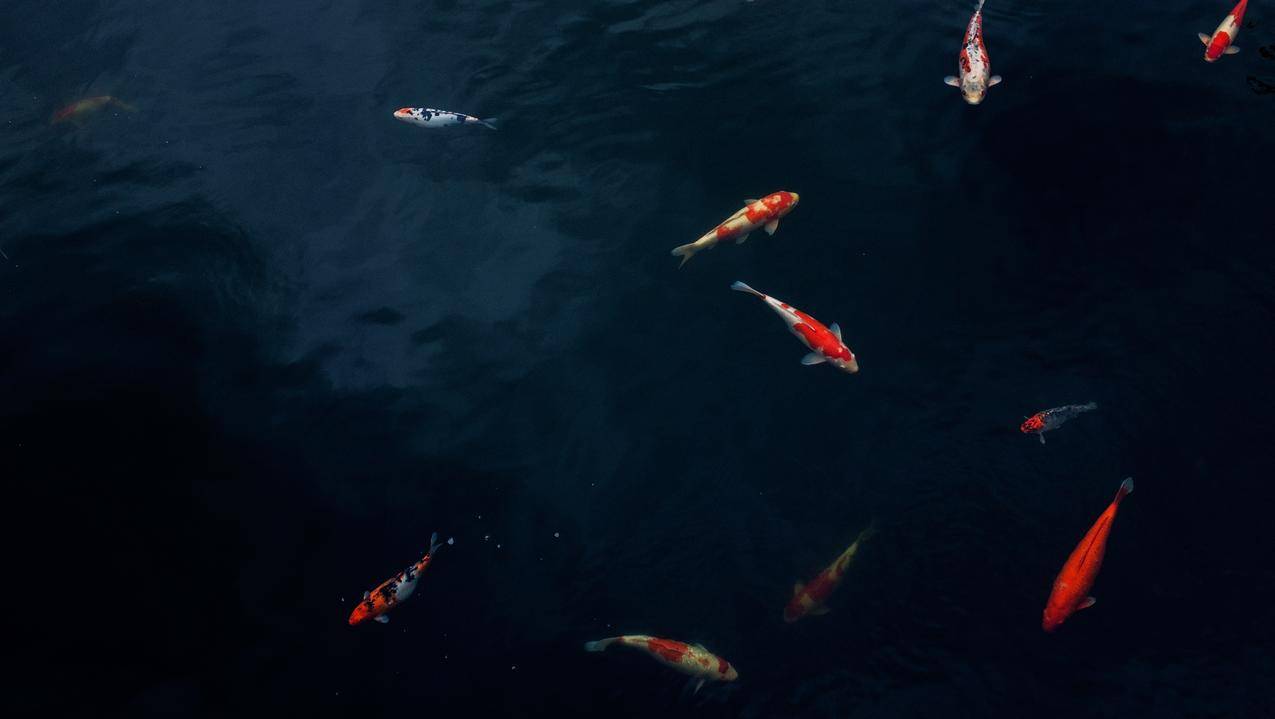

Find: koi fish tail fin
428;532;455;556
975;0;986;12
730;280;765;298
480;117;498;130
1080;402;1098;412
856;521;879;545
671;242;699;268
1116;477;1134;502
584;637;621;652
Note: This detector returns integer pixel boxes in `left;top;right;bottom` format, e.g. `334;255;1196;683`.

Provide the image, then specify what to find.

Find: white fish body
393;107;497;130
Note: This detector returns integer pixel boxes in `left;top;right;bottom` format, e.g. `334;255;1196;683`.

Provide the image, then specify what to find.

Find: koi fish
348;532;453;626
1200;0;1248;62
944;0;1001;105
1020;402;1097;444
784;524;875;623
584;635;738;692
51;96;136;124
393;107;497;129
730;281;858;373
670;191;799;268
1042;478;1134;632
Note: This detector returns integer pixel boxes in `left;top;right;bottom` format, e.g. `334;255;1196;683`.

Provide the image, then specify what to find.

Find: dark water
4;0;1275;716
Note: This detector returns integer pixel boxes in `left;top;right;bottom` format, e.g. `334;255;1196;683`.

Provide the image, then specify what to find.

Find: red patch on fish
645;638;688;663
717;657;729;675
1207;31;1231;60
1021;414;1045;433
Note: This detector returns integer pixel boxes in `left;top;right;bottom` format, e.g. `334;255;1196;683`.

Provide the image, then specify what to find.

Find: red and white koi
584;635;738;692
670;191;799;268
393;107;498;129
1042;478;1133;632
944;0;1002;105
348;532;453;626
51;96;136;124
1200;0;1248;62
1020;402;1097;445
730;281;858;373
784;524;875;623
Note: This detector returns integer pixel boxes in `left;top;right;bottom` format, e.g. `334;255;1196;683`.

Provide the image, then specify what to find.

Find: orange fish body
1042;478;1133;632
671;191;799;267
784;524;874;623
584;634;737;691
348;533;450;626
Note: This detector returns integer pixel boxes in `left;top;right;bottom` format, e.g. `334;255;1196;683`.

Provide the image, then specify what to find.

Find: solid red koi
1042;478;1133;632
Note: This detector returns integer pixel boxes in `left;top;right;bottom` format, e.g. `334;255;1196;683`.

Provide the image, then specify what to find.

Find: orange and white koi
393;107;497;129
944;0;1001;105
584;635;738;692
670;191;799;268
784;524;875;623
348;532;452;626
730;281;858;373
51;96;136;124
1042;478;1133;632
1020;402;1097;445
1200;0;1248;62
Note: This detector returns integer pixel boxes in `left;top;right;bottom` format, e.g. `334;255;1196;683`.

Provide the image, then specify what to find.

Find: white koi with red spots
731;281;859;373
1200;0;1247;62
671;191;799;268
584;635;738;692
945;0;1001;105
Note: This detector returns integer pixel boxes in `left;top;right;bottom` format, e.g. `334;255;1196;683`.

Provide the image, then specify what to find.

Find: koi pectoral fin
374;615;389;624
1198;33;1211;45
1038;434;1046;445
811;605;831;616
989;75;1002;87
1225;46;1241;55
764;219;779;235
1078;597;1096;611
735;232;751;245
802;352;827;366
944;76;960;87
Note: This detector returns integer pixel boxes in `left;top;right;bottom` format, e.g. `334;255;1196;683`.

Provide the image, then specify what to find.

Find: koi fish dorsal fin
793;581;805;596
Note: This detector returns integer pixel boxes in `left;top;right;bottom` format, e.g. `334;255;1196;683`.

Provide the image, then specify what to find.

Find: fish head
960;78;988;105
393;107;427;126
1041;607;1063;633
782;603;802;623
832;346;859;374
347;602;373;626
722;662;739;681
